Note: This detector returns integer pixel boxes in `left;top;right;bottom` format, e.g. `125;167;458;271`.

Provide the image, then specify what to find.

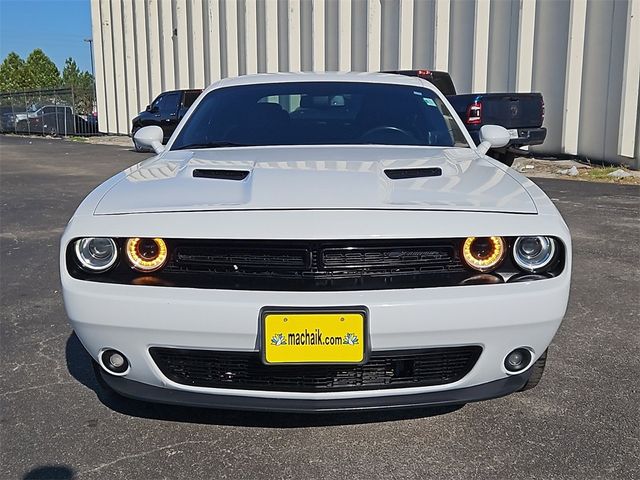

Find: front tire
518;350;547;391
490;150;516;167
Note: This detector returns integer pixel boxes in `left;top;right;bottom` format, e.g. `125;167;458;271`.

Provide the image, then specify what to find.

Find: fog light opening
100;349;130;375
504;348;532;373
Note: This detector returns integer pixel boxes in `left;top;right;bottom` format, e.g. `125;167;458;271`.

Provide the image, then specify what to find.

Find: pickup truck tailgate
472;93;543;129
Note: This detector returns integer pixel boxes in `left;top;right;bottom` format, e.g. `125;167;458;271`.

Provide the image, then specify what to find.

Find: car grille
161;239;468;291
149;346;482;392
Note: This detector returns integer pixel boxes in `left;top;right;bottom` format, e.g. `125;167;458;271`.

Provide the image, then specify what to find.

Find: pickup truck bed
448;93;546;165
387;70;546;166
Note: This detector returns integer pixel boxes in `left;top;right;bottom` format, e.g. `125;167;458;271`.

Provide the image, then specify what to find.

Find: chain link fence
0;87;99;136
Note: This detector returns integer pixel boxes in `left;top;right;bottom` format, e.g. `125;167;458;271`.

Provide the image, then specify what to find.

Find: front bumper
64;271;569;407
95;360;532;412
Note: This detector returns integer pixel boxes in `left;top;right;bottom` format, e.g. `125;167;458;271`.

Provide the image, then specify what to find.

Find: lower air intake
149;346;482;392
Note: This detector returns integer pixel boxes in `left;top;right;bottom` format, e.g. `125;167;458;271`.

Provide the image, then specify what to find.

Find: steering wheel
359;126;415;143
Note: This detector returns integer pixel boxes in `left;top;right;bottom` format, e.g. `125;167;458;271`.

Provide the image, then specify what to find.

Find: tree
24;49;60;89
0;52;29;92
62;58;81;87
0;50;95;114
62;57;95;114
62;58;93;91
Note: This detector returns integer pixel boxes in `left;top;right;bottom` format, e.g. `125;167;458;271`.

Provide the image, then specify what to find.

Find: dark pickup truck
131;89;201;151
388;70;546;166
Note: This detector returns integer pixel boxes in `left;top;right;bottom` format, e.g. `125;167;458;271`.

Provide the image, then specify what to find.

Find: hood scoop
385;167;442;179
193;169;250;181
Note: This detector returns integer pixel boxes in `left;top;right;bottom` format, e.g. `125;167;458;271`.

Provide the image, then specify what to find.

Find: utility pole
84;38;97;116
84;38;95;79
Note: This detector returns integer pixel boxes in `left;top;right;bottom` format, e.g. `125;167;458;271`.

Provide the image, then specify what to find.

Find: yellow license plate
262;310;366;364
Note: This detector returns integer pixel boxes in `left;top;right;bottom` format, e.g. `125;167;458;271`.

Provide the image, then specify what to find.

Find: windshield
171;82;469;150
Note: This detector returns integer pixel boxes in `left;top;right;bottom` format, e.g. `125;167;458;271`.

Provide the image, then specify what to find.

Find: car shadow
66;333;464;427
22;465;76;479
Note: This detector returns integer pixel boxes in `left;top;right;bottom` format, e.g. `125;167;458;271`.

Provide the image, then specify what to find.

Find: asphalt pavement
1;135;638;480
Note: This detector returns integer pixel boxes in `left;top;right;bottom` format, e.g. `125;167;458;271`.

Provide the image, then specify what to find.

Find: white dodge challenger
60;73;571;412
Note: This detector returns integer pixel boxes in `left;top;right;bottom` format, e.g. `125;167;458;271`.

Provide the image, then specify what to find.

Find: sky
0;0;93;73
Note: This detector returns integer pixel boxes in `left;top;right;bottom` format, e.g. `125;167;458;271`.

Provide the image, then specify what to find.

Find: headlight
462;236;506;272
126;237;168;272
74;237;118;272
513;236;556;272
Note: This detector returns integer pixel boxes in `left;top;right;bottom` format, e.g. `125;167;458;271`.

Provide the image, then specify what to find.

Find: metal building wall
91;0;640;167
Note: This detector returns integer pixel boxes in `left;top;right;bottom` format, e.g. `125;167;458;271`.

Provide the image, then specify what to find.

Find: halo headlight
125;238;168;272
513;236;556;272
462;236;506;272
74;237;118;272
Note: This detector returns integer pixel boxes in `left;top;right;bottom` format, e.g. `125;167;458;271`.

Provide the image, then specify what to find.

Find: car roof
161;89;202;94
204;71;433;93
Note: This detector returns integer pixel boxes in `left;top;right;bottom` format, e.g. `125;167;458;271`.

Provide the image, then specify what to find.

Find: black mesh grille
321;245;455;269
162;239;468;291
175;246;310;269
149;346;482;392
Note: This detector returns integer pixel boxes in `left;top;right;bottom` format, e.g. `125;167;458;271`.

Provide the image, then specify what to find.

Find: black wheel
519;350;547;391
133;140;146;152
16;120;28;133
490;150;516;167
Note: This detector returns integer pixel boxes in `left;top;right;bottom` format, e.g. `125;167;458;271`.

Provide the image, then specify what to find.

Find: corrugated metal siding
91;0;640;167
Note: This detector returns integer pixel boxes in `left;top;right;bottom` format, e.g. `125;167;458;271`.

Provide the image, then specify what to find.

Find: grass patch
68;136;88;142
585;167;621;179
581;166;639;184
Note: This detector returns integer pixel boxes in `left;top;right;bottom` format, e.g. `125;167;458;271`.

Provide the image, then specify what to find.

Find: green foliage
0;49;63;92
62;57;95;114
0;52;29;92
0;51;95;114
24;49;61;88
62;58;82;86
62;57;94;91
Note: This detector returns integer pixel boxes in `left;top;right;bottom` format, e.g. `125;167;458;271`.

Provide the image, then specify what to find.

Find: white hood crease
94;146;537;215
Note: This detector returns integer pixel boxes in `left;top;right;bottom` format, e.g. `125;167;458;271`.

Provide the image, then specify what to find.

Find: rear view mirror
145;105;151;112
477;125;510;155
330;95;345;106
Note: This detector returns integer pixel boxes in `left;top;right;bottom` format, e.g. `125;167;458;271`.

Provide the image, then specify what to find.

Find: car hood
94;146;537;215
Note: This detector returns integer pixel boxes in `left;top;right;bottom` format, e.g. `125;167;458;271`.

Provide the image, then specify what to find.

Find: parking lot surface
1;135;638;480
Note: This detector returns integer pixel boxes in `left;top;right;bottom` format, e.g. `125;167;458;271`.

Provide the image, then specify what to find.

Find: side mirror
477;125;510;155
133;125;165;154
145;104;151;112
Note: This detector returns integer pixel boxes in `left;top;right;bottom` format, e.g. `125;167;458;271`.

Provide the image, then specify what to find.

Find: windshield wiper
173;141;252;150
